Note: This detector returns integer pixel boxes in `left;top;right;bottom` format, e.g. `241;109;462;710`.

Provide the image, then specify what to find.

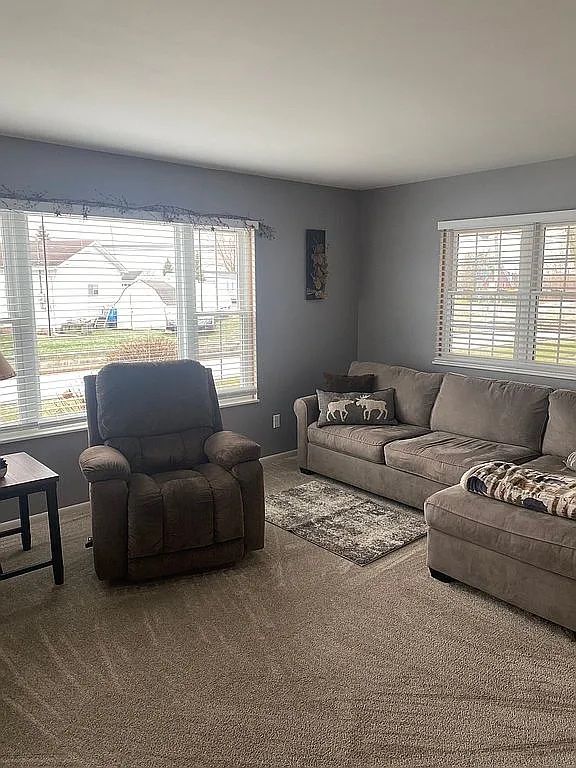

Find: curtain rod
0;187;274;238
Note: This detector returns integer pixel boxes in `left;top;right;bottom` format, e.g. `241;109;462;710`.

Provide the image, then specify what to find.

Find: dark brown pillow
323;372;374;393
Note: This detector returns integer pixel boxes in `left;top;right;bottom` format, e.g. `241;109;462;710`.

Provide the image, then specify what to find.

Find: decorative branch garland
0;187;275;239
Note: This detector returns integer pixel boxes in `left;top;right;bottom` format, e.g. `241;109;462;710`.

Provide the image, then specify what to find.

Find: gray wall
0;137;360;520
358;155;576;390
4;137;576;523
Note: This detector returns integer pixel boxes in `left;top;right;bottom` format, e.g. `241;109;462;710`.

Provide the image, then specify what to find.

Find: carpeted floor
1;453;575;768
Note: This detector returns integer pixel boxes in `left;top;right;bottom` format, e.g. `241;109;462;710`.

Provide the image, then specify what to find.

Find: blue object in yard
106;307;118;328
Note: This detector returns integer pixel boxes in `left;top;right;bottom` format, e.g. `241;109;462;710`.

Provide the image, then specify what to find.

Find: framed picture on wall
306;229;327;300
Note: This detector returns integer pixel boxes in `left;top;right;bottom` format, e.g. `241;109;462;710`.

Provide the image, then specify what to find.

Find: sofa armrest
79;445;131;483
205;431;261;469
293;394;319;470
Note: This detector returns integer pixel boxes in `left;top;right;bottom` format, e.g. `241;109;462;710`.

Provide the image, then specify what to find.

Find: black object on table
0;452;63;584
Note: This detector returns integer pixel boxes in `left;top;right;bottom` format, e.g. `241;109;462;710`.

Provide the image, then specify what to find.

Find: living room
1;2;576;765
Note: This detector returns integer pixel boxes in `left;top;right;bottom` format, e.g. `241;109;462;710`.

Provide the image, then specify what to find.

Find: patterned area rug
265;480;427;565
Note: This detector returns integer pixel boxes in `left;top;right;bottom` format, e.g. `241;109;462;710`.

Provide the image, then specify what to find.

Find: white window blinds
0;209;257;437
436;210;576;376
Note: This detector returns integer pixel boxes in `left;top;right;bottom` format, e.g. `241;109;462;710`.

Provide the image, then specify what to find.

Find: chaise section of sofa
425;483;576;631
425;386;576;632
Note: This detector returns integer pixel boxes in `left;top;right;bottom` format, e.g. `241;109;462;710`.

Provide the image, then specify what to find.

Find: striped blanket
460;461;576;520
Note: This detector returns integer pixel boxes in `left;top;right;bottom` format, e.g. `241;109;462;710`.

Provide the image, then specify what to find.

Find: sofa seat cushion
384;431;537;485
425;485;576;580
127;464;244;558
307;421;429;464
522;454;576;478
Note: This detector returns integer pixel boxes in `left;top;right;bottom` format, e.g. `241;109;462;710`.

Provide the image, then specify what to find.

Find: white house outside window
0;209;257;438
435;209;576;377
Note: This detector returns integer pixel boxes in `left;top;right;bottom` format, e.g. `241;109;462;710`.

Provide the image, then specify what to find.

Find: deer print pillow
316;389;397;427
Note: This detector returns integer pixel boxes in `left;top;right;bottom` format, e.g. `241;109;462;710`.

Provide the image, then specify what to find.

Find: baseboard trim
261;449;297;462
59;501;91;520
0;499;90;530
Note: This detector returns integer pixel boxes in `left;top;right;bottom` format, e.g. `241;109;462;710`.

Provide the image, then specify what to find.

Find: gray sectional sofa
294;362;576;631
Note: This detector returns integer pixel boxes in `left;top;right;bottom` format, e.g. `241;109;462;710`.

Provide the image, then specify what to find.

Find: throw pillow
323;372;375;393
566;451;576;471
316;389;397;427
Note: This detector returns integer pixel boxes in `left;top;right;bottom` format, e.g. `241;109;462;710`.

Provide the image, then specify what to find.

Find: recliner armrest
79;445;131;483
205;431;261;469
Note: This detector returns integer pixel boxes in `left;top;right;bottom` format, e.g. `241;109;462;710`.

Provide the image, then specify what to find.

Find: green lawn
534;341;576;365
451;340;576;365
0;317;245;423
0;317;242;374
0;374;243;424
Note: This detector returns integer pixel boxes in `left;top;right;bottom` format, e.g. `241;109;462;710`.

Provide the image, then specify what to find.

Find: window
436;210;576;376
0;209;257;437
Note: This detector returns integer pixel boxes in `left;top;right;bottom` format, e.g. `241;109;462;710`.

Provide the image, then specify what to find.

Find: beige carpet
1;454;575;768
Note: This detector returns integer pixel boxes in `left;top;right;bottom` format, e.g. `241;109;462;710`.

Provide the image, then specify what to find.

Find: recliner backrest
87;360;222;474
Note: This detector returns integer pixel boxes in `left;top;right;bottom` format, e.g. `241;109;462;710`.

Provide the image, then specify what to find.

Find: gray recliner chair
79;360;265;581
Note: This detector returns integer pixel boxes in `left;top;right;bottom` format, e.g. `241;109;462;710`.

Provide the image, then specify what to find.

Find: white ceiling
2;0;576;189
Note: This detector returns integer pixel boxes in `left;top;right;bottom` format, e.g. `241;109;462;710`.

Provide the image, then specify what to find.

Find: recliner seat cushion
425;485;576;580
430;373;551;451
127;464;244;558
384;431;537;485
307;421;429;463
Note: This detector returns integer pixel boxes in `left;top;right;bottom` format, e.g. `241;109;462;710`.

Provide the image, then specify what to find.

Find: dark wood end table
0;452;63;584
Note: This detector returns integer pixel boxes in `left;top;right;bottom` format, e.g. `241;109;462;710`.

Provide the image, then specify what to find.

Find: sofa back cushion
96;360;220;473
348;362;443;427
431;373;551;451
542;389;576;458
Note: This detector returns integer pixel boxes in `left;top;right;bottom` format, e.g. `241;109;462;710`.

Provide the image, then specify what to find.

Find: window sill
0;421;88;446
432;357;576;381
219;396;260;409
0;397;260;445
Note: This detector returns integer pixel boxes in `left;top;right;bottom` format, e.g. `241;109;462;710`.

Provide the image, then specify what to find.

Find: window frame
434;209;576;380
0;205;259;442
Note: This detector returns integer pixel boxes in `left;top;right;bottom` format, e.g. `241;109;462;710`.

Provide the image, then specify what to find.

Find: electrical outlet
272;413;281;429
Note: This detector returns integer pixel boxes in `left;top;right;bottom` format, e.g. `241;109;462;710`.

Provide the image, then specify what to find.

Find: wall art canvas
306;229;327;300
